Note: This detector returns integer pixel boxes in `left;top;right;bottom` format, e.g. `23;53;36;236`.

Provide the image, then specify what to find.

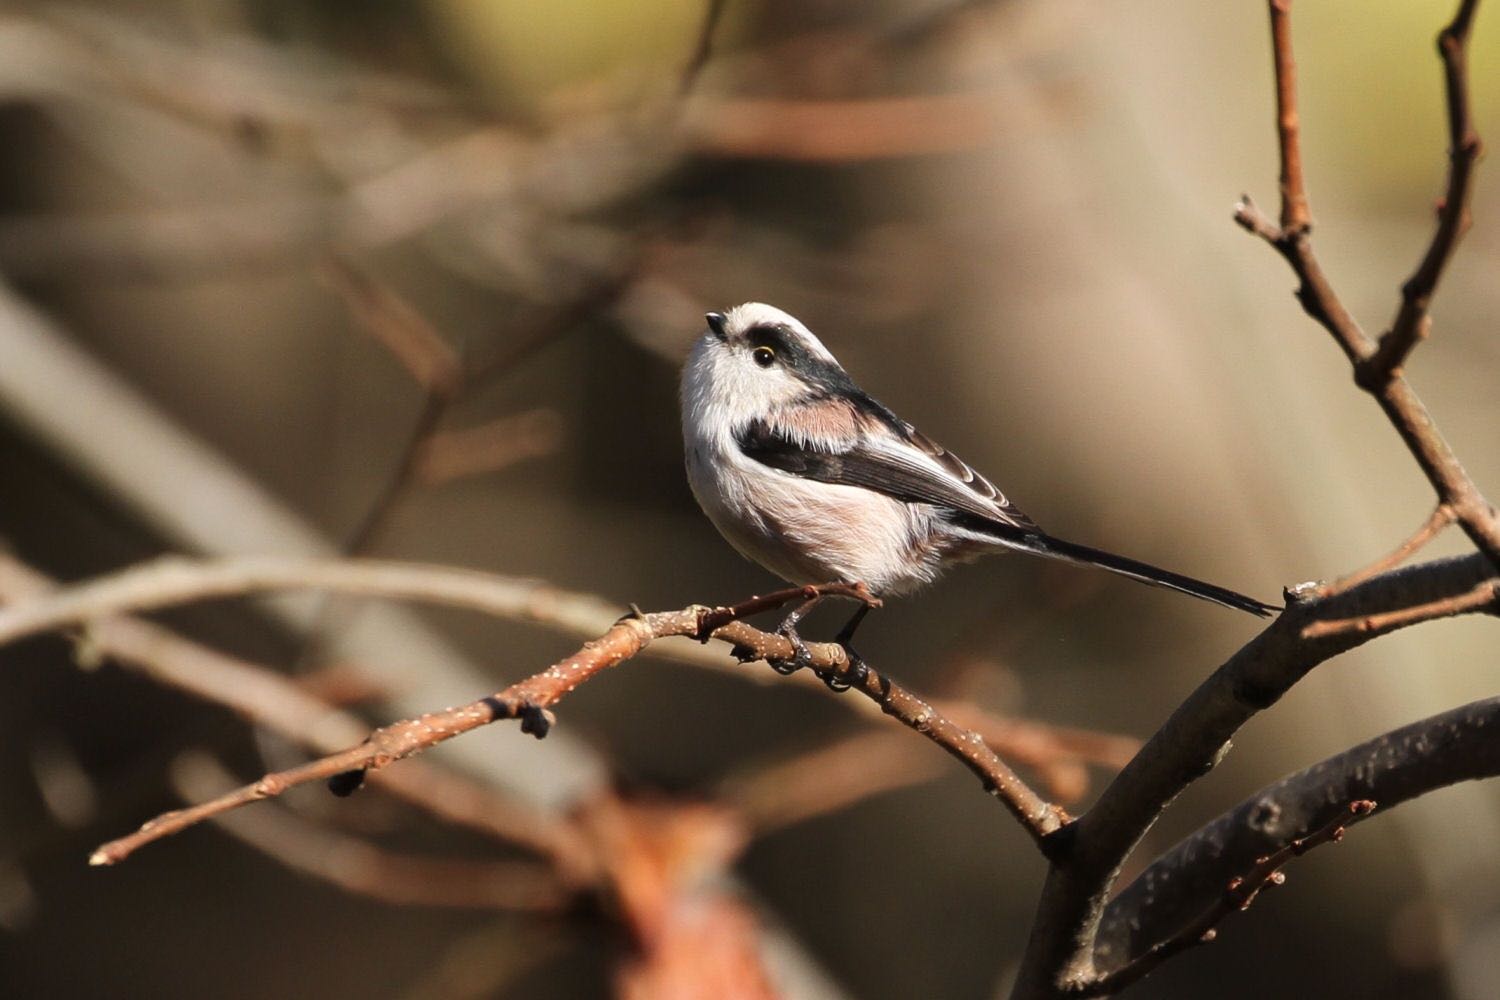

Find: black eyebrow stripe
743;324;906;434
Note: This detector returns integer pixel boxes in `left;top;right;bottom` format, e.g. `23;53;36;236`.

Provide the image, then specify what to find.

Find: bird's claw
819;647;868;692
768;624;815;675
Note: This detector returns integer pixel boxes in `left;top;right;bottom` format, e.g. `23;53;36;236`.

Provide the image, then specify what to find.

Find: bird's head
682;303;857;431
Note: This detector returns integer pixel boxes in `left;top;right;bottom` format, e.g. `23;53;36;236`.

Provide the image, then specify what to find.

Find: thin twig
1082;801;1375;996
87;581;1061;864
1299;577;1498;639
1360;0;1484;386
679;0;728;94
1269;0;1310;234
1234;0;1500;571
0;551;589;871
172;753;569;912
1311;503;1455;599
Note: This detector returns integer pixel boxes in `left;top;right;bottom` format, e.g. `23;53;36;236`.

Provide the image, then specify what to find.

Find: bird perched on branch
680;303;1277;680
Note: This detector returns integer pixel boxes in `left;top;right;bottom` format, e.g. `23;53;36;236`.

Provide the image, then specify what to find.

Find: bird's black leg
821;603;871;692
770;595;824;675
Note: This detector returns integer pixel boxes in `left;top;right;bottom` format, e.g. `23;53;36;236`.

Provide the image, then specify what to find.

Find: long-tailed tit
681;303;1277;677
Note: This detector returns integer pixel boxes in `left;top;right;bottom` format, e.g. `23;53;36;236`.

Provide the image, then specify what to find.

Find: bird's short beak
705;312;727;342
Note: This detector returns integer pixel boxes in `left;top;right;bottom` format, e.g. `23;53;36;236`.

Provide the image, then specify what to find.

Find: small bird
681;303;1276;676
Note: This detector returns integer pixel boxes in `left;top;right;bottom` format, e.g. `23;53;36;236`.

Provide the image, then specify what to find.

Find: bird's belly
688;446;937;593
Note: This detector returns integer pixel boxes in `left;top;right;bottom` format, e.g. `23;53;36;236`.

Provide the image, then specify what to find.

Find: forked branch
0;571;1065;865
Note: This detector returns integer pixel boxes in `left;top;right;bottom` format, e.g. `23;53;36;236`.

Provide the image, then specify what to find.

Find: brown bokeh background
1;1;1498;998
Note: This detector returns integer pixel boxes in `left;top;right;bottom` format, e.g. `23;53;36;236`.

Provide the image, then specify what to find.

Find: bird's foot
768;623;815;675
819;645;868;692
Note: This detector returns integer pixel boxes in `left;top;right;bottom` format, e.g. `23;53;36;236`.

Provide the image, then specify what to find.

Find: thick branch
1011;553;1499;995
1094;696;1500;979
1086;800;1374;996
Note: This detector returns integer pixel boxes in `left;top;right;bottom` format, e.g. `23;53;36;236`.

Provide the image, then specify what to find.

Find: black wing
736;418;1039;534
737;418;1277;617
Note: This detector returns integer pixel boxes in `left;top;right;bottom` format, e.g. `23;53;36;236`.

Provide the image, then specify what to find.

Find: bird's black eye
753;346;776;367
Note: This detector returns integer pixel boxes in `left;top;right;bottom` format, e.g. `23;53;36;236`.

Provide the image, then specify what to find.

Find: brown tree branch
1233;0;1500;571
1300;575;1498;639
1015;4;1495;990
1311;502;1455;599
72;579;1062;864
1010;553;1499;997
1361;0;1484;385
1269;0;1310;234
1085;800;1374;996
726;715;1138;836
1094;696;1500;982
411;409;562;486
0;550;590;871
171;753;569;912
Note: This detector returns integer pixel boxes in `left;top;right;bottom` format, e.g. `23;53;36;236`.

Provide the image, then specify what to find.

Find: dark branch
1010;553;1498;996
1085;800;1375;996
1094;696;1500;979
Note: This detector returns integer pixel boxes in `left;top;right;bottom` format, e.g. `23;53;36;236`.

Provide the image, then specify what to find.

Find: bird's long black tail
1010;531;1278;617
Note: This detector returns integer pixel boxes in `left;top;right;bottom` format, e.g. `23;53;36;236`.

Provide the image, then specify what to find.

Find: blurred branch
0;550;589;872
679;0;728;95
726;710;1137;836
687;94;999;162
0;280;608;807
318;256;463;398
1085;800;1374;996
412;409;563;486
1096;696;1500;978
724;730;947;835
172;753;569;912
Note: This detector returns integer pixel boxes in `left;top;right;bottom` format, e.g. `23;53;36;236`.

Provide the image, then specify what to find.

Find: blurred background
1;1;1498;997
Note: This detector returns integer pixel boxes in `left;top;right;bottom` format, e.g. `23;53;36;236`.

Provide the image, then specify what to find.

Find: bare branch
1011;553;1499;996
679;0;728;94
1268;0;1310;234
82;580;1060;863
1085;801;1374;996
1300;575;1498;639
318;256;462;398
411;409;563;486
0;550;589;870
172;753;568;912
1233;0;1500;571
1311;503;1455;599
1095;697;1500;980
1361;0;1485;385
